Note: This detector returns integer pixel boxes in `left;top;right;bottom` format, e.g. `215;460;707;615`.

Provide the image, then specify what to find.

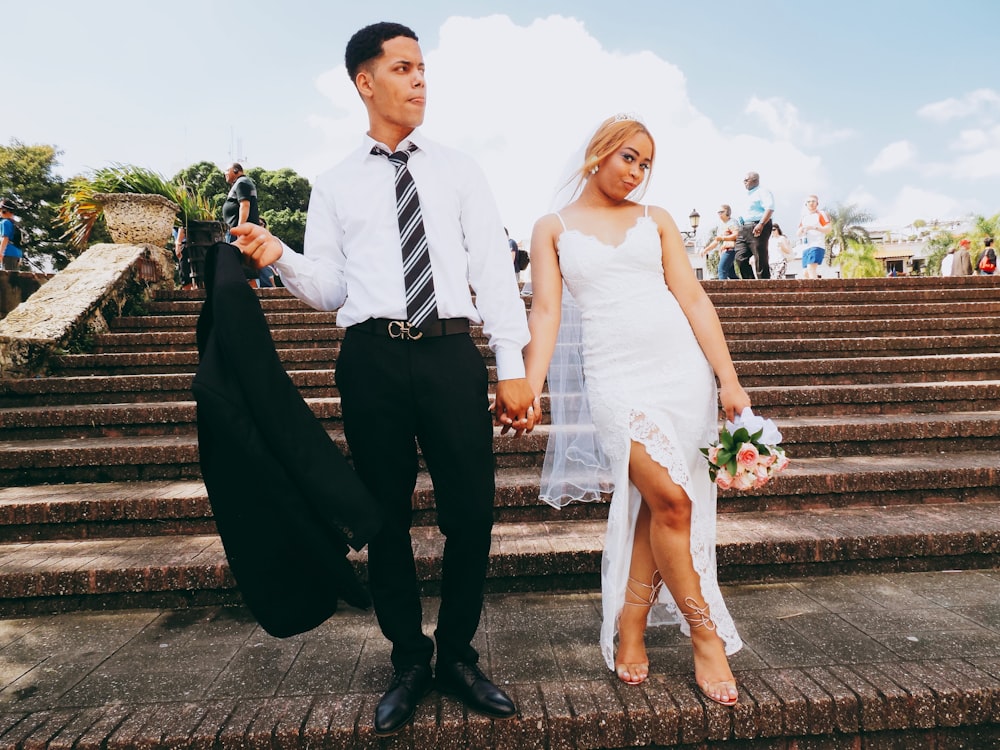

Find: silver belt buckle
387;320;423;340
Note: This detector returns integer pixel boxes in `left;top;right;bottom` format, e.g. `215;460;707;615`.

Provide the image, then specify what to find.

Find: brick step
722;316;983;339
101;313;990;347
47;347;347;376
728;333;1000;359
700;275;1000;292
111;299;1000;333
714;300;1000;320
5;369;995;417
706;285;1000;305
3;368;998;435
2;450;999;535
144;296;312;314
3;579;1000;750
735;353;1000;386
1;502;997;615
753;379;999;417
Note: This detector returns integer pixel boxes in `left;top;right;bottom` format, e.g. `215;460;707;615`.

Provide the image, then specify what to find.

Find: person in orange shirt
796;195;831;279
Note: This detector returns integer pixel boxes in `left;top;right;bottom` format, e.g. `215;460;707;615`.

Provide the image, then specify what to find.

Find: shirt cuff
494;346;526;381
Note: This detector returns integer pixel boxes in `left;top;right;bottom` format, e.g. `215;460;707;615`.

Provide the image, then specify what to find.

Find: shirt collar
362;128;427;157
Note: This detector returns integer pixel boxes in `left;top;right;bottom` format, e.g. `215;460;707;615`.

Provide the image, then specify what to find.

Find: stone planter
94;193;179;246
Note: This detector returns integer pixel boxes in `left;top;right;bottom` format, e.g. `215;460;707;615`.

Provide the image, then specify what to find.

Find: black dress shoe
374;664;433;737
436;661;516;719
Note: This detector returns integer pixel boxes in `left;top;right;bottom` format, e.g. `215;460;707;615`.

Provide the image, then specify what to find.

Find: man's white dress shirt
275;129;529;380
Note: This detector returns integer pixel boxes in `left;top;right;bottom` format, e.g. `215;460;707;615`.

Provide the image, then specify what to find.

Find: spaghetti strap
554;212;568;231
643;204;649;217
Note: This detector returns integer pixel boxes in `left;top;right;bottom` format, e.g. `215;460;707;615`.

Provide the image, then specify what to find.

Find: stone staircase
2;275;1000;748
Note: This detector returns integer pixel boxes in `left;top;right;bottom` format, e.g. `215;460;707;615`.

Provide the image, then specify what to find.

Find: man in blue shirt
734;172;774;279
0;199;23;271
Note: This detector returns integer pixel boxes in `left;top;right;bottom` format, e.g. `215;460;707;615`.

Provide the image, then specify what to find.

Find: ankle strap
681;597;717;631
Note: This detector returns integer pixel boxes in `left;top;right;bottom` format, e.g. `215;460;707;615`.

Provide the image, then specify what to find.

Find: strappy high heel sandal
681;596;738;706
615;572;663;685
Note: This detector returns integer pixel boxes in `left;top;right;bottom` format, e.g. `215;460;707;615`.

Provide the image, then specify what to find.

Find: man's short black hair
345;22;418;82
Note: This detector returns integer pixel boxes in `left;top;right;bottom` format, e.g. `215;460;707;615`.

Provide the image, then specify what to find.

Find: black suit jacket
193;243;382;637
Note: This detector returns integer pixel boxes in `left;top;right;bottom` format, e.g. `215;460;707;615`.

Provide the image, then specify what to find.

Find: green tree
923;230;956;276
836;238;882;278
172;161;228;206
0;139;74;270
825;203;873;263
247;167;311;213
263;207;307;253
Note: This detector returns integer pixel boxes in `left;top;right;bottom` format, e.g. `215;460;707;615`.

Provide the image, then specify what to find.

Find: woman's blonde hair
571;115;655;198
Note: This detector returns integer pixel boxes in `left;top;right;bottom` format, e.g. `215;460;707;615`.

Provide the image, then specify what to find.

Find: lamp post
680;209;700;240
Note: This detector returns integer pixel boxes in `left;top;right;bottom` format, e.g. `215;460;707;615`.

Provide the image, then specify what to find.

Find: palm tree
825;203;873;263
836;238;883;278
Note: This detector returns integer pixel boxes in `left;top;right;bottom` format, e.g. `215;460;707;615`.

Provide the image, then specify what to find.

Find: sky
5;0;1000;243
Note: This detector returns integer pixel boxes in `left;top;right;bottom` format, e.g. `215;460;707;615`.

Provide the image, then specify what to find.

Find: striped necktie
371;144;438;329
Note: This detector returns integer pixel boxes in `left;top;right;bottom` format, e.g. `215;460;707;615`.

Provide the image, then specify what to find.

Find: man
940;246;955;277
234;22;534;737
796;194;831;280
700;204;739;280
222;163;260;236
951;239;974;276
0;199;23;271
734;171;774;279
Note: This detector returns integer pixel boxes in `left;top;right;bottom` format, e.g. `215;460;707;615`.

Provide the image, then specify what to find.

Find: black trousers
734;220;772;279
335;326;495;669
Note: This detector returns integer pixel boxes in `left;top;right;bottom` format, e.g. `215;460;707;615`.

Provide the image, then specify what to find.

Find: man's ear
355;67;374;100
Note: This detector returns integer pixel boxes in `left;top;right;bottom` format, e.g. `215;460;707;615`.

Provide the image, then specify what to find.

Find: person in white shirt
233;21;532;737
796;195;832;279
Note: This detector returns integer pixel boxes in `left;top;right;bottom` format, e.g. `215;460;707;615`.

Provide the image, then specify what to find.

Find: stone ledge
0;244;173;377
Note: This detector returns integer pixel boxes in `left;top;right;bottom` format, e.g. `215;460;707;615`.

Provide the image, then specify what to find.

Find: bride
523;115;749;705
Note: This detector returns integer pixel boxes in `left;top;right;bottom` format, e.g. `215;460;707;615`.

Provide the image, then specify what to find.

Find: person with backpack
0;199;24;271
978;238;996;275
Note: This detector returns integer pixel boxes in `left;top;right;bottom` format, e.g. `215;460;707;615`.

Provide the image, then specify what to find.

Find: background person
767;223;794;279
951;239;974;276
796;194;831;279
700;205;739;280
0;199;24;271
734;172;774;279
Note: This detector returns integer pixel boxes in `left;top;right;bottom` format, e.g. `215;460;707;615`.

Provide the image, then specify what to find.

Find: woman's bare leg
626;440;738;704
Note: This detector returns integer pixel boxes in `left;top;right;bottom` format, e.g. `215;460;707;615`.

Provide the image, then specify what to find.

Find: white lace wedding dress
552;207;743;670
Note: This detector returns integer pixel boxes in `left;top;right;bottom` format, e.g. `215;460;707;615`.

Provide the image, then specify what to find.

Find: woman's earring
590;165;599;175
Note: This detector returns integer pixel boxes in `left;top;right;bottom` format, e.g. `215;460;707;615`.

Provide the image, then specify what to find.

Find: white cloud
918;88;1000;122
302;14;827;239
867;141;916;174
744;96;855;147
875;186;966;228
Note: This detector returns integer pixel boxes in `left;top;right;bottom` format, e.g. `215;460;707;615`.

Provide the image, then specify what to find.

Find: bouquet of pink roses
702;407;789;491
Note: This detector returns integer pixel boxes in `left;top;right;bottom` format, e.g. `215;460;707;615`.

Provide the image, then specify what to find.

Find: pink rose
758;451;777;467
707;444;721;464
753;475;770;489
773;451;790;472
736;442;759;468
733;470;756;491
715;466;734;490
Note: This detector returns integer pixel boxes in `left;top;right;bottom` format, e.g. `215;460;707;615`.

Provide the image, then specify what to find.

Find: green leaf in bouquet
758;445;771;456
725;459;737;476
750;428;764;442
731;427;751;444
716;450;733;466
700;447;710;457
719;431;735;451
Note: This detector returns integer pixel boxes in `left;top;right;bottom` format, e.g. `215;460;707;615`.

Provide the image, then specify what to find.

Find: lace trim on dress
598;408;742;670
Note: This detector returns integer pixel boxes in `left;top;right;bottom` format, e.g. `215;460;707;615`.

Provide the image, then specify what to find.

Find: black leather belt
350;317;471;341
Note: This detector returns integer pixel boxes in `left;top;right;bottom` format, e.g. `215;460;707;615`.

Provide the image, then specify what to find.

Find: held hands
230;223;283;269
491;378;538;437
719;380;752;423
